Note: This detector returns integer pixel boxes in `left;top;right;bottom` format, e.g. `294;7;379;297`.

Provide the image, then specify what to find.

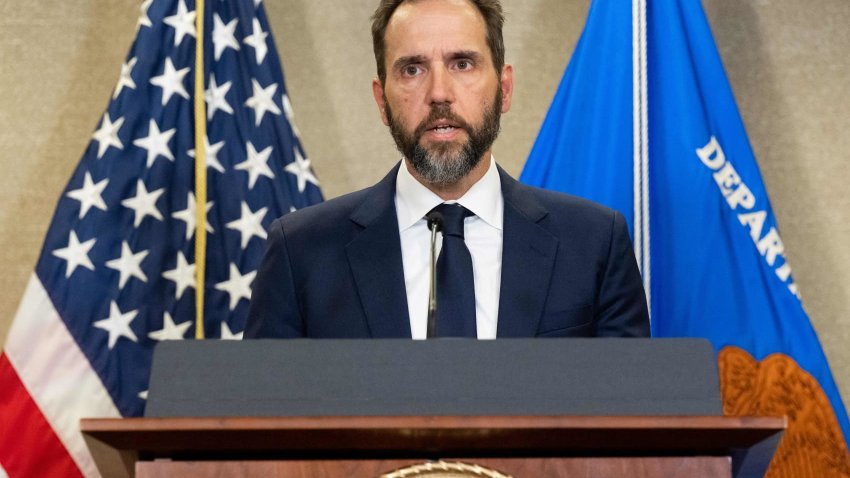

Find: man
245;0;649;339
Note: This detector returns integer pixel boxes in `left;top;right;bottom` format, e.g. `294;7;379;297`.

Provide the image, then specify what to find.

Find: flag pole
193;0;207;339
632;0;651;321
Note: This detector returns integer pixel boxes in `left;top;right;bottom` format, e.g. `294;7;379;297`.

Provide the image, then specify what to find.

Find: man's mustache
413;104;472;138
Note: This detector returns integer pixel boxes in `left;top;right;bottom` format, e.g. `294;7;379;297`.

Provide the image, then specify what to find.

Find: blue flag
521;0;849;472
1;0;321;476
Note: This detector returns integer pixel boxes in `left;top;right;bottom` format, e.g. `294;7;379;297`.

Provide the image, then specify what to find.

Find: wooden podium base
82;415;784;478
137;457;731;478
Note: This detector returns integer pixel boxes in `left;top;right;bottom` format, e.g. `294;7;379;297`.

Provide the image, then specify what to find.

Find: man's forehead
384;0;489;58
389;0;485;29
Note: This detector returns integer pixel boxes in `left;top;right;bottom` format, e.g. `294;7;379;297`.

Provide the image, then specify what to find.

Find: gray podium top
145;338;722;418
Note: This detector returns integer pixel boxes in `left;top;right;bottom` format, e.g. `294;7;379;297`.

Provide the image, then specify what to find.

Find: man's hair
371;0;505;85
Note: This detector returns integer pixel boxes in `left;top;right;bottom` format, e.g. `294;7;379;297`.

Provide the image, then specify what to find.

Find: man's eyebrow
392;51;484;71
392;55;427;71
448;50;483;61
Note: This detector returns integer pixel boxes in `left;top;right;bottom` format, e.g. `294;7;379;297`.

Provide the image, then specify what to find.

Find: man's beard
385;89;502;186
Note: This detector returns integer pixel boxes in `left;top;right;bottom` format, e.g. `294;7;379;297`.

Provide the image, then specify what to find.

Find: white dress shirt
395;157;504;339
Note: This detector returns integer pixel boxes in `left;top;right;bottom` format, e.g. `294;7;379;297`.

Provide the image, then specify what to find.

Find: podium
81;339;785;477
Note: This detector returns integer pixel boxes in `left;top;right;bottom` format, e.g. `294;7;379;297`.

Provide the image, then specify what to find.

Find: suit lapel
346;164;412;338
496;169;559;337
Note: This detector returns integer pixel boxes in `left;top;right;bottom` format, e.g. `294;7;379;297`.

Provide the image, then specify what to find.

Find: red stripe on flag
0;353;84;478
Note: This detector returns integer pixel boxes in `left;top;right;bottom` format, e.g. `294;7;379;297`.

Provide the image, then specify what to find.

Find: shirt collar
395;156;503;231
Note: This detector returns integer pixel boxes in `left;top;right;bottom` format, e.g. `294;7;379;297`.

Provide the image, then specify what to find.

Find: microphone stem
427;224;438;338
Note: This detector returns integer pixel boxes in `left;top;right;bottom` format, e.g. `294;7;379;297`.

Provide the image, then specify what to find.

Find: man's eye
403;65;421;76
456;60;472;70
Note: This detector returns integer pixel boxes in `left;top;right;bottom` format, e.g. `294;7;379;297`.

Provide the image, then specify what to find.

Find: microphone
425;210;443;338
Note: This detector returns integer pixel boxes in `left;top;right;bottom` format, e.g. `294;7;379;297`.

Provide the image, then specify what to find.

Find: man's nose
427;66;454;104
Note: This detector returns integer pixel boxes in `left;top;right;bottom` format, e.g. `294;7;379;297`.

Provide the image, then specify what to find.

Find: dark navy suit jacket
245;164;649;338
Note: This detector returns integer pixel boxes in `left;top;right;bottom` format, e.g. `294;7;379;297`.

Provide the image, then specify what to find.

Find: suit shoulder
271;178;393;237
514;181;623;228
271;186;372;234
535;186;617;216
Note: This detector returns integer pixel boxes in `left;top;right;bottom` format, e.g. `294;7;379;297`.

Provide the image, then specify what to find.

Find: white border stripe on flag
6;275;121;478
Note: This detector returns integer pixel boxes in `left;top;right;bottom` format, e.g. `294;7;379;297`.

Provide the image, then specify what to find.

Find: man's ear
372;78;390;126
500;64;514;114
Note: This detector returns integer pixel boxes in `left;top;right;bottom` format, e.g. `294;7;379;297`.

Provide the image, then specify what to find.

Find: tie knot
431;203;471;237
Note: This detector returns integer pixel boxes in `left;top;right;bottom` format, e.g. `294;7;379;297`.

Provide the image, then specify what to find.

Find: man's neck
405;152;492;201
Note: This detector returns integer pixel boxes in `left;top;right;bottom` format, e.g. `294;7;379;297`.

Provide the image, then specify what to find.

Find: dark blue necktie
433;203;477;338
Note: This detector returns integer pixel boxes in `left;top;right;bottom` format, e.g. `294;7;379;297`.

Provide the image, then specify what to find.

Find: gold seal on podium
381;460;513;478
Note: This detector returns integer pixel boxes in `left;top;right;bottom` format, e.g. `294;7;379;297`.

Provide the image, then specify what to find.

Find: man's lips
422;119;466;139
426;119;461;131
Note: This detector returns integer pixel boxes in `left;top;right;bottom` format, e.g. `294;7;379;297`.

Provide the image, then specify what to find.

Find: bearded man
245;0;649;339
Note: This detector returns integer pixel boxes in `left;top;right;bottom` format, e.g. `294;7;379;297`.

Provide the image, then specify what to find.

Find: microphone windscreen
426;211;444;232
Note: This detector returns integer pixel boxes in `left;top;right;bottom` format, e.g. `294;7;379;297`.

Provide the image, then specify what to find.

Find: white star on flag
94;301;139;349
282;94;301;138
121;179;165;227
161;251;196;300
204;75;234;120
226;202;268;249
212;14;240;60
133;119;176;168
163;0;196;46
285;147;320;193
113;57;137;99
188;137;226;173
66;171;109;219
148;312;192;341
91;113;124;159
150;58;190;106
243;18;268;64
244;79;281;126
171;191;214;240
105;241;149;289
215;264;256;311
52;231;96;278
137;0;153;29
220;321;244;340
235;142;274;189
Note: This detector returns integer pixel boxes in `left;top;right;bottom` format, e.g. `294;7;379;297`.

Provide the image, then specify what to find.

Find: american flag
0;0;322;476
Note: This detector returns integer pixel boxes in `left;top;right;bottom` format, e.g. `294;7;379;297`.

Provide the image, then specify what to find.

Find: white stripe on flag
0;462;8;478
6;275;121;478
